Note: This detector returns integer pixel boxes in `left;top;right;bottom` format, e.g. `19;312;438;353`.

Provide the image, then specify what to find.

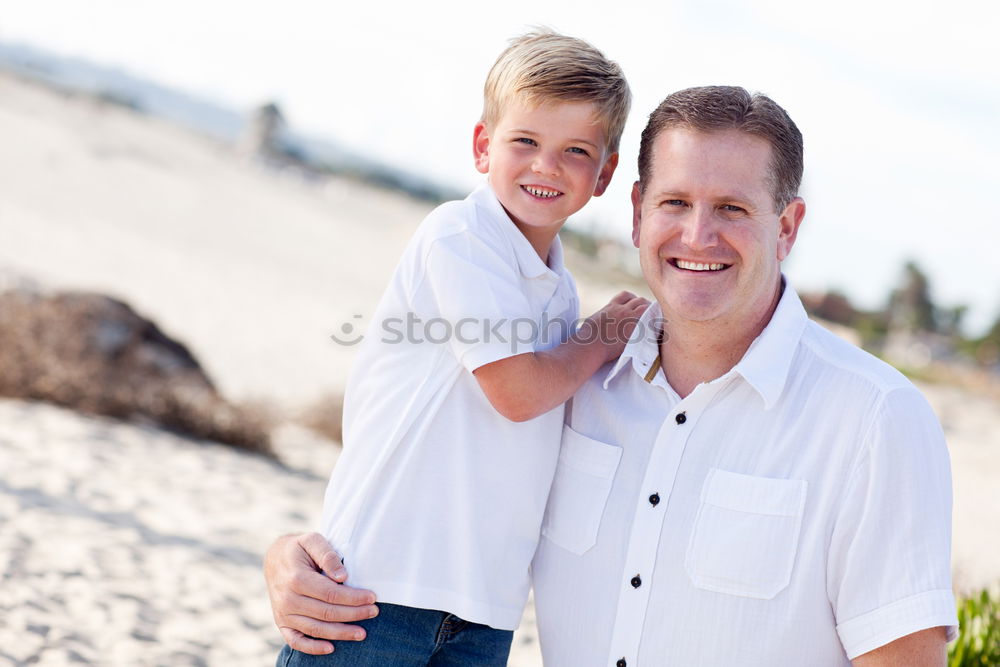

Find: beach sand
0;71;997;665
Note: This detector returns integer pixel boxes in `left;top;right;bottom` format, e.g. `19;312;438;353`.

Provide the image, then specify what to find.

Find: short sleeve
827;386;958;658
411;232;537;372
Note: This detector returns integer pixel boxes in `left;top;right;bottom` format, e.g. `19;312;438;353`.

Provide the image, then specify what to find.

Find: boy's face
473;100;618;237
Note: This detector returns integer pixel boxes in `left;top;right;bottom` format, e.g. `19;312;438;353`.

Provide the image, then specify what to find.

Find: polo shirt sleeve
410;231;537;373
827;385;958;659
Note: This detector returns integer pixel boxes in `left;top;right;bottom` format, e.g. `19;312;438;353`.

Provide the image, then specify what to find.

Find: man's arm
474;291;648;422
265;533;379;655
851;627;947;666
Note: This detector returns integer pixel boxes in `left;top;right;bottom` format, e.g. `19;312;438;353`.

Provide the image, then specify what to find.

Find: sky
2;0;998;333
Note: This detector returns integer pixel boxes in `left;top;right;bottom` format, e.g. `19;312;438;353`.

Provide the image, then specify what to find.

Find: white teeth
523;185;561;198
676;260;727;271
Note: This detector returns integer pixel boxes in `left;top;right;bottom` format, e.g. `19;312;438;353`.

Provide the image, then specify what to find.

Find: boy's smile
473;100;618;260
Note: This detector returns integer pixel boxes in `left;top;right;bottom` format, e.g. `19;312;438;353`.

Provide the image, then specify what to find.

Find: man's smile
670;258;731;272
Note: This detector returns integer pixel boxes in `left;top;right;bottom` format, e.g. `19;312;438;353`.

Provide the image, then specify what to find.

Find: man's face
631;127;804;330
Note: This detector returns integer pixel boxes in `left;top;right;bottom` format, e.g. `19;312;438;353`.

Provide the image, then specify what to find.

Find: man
266;86;957;665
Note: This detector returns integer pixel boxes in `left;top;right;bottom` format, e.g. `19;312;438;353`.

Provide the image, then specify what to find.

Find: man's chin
656;293;730;325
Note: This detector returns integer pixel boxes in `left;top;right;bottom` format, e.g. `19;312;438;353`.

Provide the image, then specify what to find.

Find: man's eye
721;204;745;213
663;200;685;207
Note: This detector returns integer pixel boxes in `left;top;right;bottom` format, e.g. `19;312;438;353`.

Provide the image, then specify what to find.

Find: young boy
280;30;642;665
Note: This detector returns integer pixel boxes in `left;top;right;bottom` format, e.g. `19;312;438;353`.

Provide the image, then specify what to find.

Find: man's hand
264;533;379;655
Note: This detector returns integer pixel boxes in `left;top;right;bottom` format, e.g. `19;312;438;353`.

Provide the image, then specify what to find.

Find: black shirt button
617;660;627;667
675;412;687;424
630;575;642;588
649;492;660;506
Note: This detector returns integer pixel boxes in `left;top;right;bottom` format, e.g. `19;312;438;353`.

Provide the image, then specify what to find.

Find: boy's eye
567;147;590;156
515;137;537;146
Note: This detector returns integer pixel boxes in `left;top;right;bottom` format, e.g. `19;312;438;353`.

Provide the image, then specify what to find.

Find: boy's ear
472;122;490;174
592;152;619;197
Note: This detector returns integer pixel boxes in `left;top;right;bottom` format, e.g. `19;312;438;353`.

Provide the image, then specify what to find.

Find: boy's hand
473;290;649;422
579;291;650;361
265;533;378;655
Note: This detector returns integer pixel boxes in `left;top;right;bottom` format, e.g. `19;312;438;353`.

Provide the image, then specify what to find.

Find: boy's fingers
630;297;650;311
612;290;636;304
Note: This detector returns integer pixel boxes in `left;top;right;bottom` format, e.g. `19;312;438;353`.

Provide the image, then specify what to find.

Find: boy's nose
531;152;560;177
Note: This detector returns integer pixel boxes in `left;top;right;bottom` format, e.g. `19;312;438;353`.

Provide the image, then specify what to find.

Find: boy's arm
474;291;648;422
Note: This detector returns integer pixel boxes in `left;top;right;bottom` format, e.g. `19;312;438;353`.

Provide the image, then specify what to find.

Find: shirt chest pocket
685;468;807;599
540;425;622;555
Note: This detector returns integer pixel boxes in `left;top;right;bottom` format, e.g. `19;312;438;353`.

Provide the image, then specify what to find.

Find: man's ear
592;152;619;197
631;180;642;248
472;121;490;174
776;197;806;261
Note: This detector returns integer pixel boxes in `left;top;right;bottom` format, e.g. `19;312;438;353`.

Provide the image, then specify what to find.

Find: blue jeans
277;602;513;667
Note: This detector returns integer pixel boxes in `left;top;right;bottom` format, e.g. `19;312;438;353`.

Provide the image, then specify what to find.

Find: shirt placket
605;385;718;667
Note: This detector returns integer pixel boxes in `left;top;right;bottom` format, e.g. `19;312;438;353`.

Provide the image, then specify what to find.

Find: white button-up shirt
532;285;957;665
320;183;578;630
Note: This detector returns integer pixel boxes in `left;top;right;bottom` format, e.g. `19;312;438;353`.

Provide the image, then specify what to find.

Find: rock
0;289;270;454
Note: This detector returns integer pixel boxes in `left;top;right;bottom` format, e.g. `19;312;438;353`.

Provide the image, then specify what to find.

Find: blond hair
481;29;631;153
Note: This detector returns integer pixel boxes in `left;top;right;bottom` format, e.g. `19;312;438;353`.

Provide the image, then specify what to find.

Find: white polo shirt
532;284;957;665
320;183;578;630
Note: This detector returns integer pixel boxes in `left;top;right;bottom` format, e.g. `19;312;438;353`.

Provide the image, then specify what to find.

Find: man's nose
681;207;719;250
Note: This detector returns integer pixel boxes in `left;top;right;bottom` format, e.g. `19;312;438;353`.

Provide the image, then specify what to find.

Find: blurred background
0;1;998;665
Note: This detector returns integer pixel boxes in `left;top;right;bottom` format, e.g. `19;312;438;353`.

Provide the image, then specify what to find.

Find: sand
0;70;997;665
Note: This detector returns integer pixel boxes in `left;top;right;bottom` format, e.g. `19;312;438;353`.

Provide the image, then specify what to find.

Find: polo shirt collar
471;181;560;279
602;279;809;409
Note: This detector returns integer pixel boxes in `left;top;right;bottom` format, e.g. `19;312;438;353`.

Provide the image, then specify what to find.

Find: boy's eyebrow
508;128;602;150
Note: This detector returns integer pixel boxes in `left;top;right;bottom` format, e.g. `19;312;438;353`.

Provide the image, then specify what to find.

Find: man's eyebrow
647;189;688;200
719;189;756;203
648;189;757;204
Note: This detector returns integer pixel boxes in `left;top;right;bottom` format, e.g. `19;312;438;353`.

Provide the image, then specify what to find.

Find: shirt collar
601;280;809;409
603;300;665;389
731;280;808;409
470;181;560;279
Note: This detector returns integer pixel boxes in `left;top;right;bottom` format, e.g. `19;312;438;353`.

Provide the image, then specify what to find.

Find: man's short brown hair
482;29;631;153
637;86;803;211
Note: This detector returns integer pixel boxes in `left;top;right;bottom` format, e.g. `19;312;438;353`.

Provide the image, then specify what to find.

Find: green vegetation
949;587;1000;666
801;259;1000;373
